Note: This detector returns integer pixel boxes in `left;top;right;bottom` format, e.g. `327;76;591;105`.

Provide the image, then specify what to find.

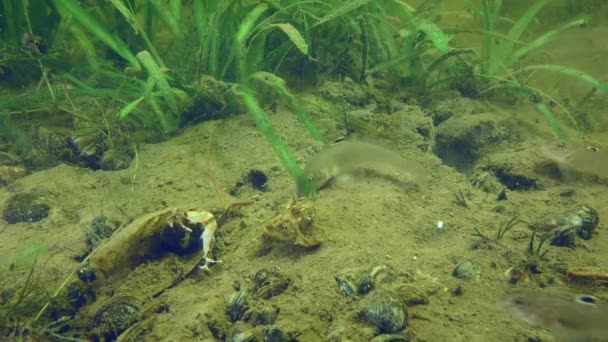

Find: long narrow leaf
313;0;373;28
238;86;314;196
53;0;139;68
490;0;547;74
137;50;178;114
506;18;587;69
116;96;145;120
235;3;270;83
250;72;325;144
521;64;608;93
270;23;308;55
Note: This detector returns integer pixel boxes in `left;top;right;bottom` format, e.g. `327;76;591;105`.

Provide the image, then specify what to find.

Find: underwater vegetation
1;0;608;340
1;0;607;180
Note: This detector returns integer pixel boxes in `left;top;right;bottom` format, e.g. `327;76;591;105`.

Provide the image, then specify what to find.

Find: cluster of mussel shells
224;268;292;341
31;126;133;170
334;265;412;340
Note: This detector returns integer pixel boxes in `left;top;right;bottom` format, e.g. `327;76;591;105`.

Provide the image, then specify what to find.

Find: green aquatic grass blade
506;0;546;42
417;19;451;53
250;72;325;144
426;48;475;82
144;76;173;132
238;86;314;196
370;9;398;59
505;18;587;69
534;101;567;140
492;0;503;22
236;3;270;52
108;0;166;69
201;0;231;78
391;0;416;12
1;0;22;48
54;0;139;68
193;0;208;43
480;0;496;74
521;64;608;93
270;23;309;55
463;0;480;18
235;3;270;83
148;0;181;37
416;0;443;15
136;50;178;114
313;0;372;28
490;0;546;75
69;25;99;71
116;96;145;120
367;52;420;75
170;0;182;23
247;32;268;77
485;76;577;139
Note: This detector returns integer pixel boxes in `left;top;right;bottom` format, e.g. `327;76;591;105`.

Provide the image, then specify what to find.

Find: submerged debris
91;208;218;279
263;198;325;248
3;192;50;224
529;205;599;247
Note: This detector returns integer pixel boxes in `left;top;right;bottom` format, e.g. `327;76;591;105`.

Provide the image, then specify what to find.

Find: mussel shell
359;290;407;333
264;326;288;342
358;265;396;295
358;273;374;295
251;269;290;299
227;322;260;342
575;206;599;240
93;295;140;340
335;274;357;297
531;205;599;246
228;290;250;323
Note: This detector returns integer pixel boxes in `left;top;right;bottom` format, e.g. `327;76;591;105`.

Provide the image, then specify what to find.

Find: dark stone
50;282;95;321
247;169;268;192
3;192;50;224
231;169;270;196
77;266;97;283
494;169;539;190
